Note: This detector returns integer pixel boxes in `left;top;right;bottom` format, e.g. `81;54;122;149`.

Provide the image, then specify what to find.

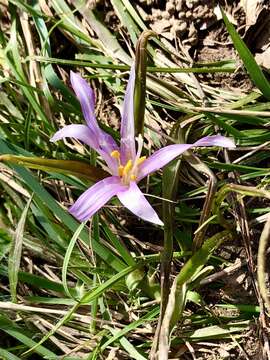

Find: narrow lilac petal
137;135;235;181
70;71;99;134
193;135;236;148
137;144;191;181
70;72;120;172
117;182;163;225
69;176;125;222
50;124;99;149
120;64;136;163
50;124;119;174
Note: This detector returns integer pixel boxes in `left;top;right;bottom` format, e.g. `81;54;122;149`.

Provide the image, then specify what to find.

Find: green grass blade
101;306;159;351
0;314;58;358
0;348;21;360
222;7;270;99
8;196;32;302
62;222;86;299
0;154;108;182
80;263;141;304
107;327;147;360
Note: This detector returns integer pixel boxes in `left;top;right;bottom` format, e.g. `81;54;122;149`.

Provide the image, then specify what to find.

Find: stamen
137;156;146;166
123;160;133;176
130;174;137;181
111;150;120;159
118;165;124;177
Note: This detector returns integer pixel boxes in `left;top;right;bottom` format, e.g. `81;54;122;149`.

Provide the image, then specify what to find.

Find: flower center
111;137;146;185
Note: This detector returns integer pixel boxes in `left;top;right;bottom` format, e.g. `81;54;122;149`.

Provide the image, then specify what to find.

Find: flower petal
50;124;99;148
193;135;236;148
70;72;120;172
117;181;163;225
137;135;235;181
120;64;136;163
70;71;99;135
69;176;125;222
50;124;118;173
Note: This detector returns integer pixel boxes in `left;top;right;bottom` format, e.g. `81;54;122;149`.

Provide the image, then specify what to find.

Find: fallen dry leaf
255;46;270;68
240;0;265;26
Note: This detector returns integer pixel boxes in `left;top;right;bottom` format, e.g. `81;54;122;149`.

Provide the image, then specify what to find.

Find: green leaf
8;196;32;302
222;7;270;99
62;222;86;299
107;327;148;360
0;313;58;358
0;348;21;360
100;306;159;352
0;154;108;182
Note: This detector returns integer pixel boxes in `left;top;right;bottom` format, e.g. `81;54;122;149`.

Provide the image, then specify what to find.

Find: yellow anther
111;150;120;159
137;156;146;165
118;165;124;177
130;174;137;181
123;160;133;176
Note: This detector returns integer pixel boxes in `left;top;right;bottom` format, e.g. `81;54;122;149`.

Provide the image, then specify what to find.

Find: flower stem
134;30;157;136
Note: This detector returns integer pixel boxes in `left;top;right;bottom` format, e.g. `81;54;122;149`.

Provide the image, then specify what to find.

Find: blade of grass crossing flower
62;222;86;299
221;7;270;99
0;154;108;182
30;56;235;73
8;196;32;303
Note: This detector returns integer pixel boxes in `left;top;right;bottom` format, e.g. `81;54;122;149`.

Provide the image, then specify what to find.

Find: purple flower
51;66;235;225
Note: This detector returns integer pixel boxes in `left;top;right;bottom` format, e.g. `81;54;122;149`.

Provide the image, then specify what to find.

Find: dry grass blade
8;196;32;303
257;214;270;312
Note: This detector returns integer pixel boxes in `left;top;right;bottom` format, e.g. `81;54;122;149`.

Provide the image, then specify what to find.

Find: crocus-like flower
51;66;235;225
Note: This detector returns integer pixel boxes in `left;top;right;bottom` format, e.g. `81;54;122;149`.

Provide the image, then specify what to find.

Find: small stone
178;11;185;19
175;0;183;12
178;21;187;32
186;1;194;9
218;348;231;359
166;2;175;14
189;36;198;45
185;10;192;19
163;11;171;20
188;23;197;36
